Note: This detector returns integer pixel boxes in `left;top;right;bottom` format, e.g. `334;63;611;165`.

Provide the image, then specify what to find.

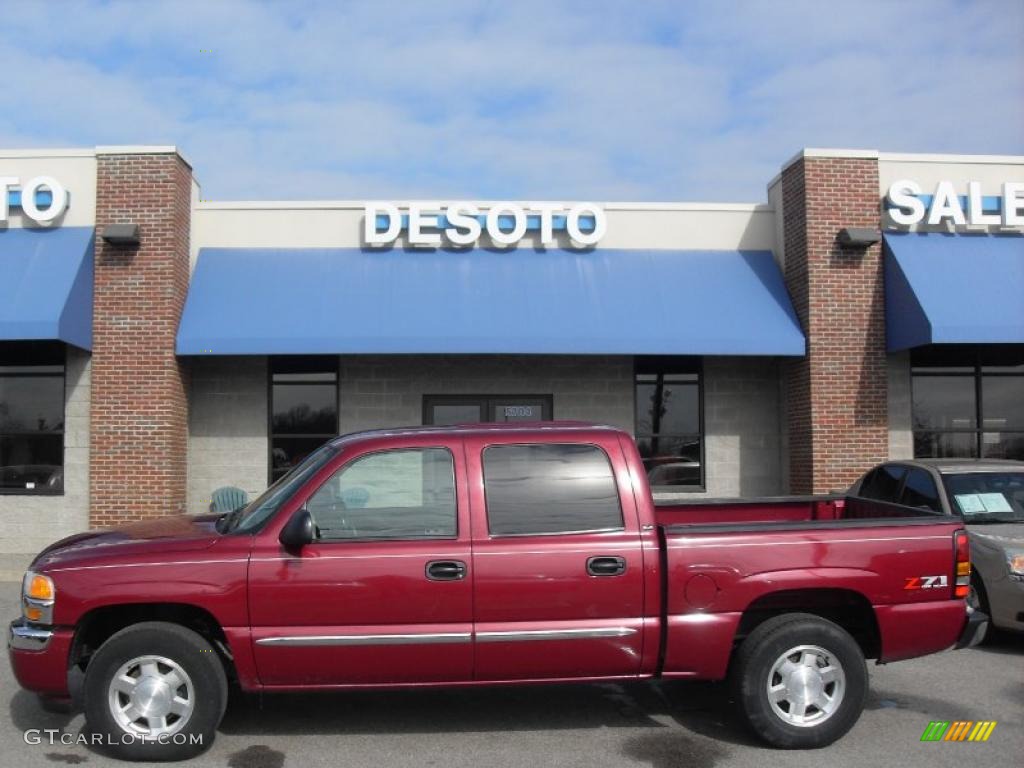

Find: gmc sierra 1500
9;423;986;760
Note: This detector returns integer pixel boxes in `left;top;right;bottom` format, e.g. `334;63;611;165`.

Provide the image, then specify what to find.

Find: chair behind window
210;485;249;513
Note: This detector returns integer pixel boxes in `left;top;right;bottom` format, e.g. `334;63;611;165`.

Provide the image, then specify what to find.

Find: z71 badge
904;575;948;590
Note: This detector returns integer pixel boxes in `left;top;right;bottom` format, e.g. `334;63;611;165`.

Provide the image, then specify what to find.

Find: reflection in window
270;357;338;482
482;443;623;535
912;348;1024;461
308;448;457;540
635;359;702;488
0;342;65;493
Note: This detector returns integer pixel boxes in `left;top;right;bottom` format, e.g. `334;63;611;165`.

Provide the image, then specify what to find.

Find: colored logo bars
920;721;997;742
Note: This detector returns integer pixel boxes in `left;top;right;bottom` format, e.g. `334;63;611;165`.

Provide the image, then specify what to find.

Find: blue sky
2;0;1021;202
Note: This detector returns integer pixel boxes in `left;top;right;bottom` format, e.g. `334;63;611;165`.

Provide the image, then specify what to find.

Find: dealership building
0;146;1021;572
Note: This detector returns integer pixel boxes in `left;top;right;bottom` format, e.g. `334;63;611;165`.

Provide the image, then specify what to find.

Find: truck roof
899;458;1024;474
328;420;622;446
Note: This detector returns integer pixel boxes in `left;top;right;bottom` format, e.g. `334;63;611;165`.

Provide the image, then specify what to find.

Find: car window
859;465;906;503
900;468;941;512
307;448;457;541
943;472;1024;523
482;443;623;536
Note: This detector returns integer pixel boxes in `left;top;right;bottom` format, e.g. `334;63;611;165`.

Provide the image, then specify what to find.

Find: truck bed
654;494;845;526
655;496;966;680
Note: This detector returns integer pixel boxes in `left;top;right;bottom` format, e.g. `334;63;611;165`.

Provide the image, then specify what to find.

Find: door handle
426;560;467;581
586;556;627;577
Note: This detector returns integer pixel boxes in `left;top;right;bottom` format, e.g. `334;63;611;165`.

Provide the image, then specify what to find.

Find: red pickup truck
9;423;985;760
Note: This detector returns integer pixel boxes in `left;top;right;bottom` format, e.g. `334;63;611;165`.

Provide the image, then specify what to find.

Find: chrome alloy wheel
107;655;195;739
766;644;846;727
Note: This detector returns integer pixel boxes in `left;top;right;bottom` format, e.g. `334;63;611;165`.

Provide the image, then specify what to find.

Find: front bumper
9;619;53;651
954;606;989;649
8;619;73;696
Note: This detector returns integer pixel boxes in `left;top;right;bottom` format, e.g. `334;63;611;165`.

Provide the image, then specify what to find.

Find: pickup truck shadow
9;689;80;734
218;679;760;748
9;681;746;768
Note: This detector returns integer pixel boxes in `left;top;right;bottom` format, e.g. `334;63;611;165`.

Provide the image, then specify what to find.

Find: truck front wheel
732;613;867;748
83;621;227;761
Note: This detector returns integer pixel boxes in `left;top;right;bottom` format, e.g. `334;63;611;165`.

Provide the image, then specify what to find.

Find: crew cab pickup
9;423;985;760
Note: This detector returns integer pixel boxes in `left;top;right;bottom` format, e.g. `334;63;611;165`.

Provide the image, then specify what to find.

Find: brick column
90;151;192;526
781;154;888;493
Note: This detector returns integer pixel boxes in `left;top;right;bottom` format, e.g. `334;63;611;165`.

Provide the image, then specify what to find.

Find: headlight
1006;550;1024;578
22;570;55;624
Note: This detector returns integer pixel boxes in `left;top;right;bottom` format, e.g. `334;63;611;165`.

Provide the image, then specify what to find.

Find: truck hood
31;514;223;570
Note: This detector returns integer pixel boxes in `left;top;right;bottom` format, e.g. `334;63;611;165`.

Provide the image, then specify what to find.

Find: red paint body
10;424;971;698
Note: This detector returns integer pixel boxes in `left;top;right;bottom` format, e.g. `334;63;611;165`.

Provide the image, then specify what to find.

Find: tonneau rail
662;513;954;536
654;494;844;507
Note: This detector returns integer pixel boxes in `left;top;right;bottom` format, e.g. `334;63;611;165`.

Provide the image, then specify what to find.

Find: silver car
850;459;1024;636
939;462;1024;635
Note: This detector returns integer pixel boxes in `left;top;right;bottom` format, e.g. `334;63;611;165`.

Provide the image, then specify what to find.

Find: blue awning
177;247;805;356
884;232;1024;351
0;227;94;350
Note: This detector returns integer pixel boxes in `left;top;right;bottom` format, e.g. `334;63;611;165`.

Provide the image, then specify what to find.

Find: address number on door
504;406;535;417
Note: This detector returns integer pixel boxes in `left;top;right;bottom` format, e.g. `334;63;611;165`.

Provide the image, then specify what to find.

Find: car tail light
954;530;970;599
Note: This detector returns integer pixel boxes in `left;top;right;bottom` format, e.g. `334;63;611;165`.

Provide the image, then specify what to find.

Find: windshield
226;443;340;533
943;472;1024;523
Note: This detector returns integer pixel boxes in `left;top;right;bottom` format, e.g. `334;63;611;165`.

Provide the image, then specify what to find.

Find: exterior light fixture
101;223;140;246
837;227;881;248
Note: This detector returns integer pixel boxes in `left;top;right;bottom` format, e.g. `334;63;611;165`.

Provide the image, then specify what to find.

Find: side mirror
279;506;315;552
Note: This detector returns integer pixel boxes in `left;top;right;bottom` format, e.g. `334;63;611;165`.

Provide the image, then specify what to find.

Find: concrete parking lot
3;583;1021;768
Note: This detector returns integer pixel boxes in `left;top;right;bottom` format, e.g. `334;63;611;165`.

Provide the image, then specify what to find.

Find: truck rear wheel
83;621;227;761
731;613;867;749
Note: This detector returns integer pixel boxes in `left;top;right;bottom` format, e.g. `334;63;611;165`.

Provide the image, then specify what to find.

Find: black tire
731;613;868;749
968;573;993;644
83;621;227;761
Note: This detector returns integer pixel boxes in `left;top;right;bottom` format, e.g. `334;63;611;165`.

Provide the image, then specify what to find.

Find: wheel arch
71;602;235;681
735;588;881;660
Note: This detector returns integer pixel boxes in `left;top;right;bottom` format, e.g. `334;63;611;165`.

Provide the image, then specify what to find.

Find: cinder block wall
701;357;785;497
887;352;914;460
0;346;91;576
339;355;784;497
182;353;788;512
90;152;193;525
337;355;635;432
781;156;889;493
186;357;268;515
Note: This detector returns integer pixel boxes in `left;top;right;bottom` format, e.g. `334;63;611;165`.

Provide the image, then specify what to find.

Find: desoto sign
0;176;69;223
364;202;607;247
886;180;1024;227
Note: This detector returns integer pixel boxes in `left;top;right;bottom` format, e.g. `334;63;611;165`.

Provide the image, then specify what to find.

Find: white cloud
1;0;1021;202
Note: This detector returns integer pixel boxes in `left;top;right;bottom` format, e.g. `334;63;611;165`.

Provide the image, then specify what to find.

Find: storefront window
912;348;1024;461
0;342;65;494
269;357;338;483
635;358;703;488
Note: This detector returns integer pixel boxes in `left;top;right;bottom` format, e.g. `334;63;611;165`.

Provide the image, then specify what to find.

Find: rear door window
482;443;623;536
899;468;941;512
859;465;907;503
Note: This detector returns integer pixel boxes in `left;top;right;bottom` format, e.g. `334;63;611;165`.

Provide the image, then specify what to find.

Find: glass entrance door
423;395;553;426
